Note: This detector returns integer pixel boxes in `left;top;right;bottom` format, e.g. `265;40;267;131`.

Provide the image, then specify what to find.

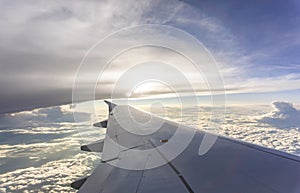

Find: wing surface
73;101;300;193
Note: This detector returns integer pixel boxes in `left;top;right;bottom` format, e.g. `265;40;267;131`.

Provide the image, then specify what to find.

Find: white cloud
0;101;106;192
0;153;100;193
0;105;91;129
259;101;300;129
139;102;300;155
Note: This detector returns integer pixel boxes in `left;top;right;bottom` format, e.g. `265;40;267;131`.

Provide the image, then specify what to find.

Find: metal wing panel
99;164;189;193
101;105;177;162
100;168;144;193
171;132;300;193
77;163;114;193
75;102;300;193
135;164;189;193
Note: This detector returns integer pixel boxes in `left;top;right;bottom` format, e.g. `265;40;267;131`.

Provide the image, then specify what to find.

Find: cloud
0;101;105;192
139;102;300;156
0;104;91;130
0;153;100;193
0;0;189;114
0;0;244;114
259;101;300;129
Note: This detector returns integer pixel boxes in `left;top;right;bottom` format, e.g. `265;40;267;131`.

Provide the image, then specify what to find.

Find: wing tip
104;100;117;112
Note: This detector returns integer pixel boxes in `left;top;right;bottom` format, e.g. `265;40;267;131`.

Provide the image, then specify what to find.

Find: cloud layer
0;102;105;192
0;100;300;192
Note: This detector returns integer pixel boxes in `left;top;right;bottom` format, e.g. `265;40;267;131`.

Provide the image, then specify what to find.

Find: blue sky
179;0;300;103
178;0;300;76
0;0;300;113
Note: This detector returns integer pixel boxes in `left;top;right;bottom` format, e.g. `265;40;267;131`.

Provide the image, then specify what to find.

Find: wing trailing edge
93;120;108;128
71;177;88;190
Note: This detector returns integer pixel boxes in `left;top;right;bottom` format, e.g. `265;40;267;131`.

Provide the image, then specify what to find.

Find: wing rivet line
148;140;195;193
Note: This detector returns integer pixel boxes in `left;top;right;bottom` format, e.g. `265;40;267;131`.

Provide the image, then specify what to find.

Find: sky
1;2;300;191
1;0;300;114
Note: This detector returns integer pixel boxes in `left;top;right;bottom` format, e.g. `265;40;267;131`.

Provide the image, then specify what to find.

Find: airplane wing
72;100;300;193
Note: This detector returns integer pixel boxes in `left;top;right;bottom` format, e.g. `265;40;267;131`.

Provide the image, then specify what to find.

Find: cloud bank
0;101;105;192
0;101;299;192
259;101;300;129
0;105;91;130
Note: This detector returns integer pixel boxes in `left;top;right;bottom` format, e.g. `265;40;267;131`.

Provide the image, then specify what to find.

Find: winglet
104;100;117;112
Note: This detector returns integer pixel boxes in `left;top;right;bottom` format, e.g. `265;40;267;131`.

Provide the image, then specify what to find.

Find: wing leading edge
72;101;300;193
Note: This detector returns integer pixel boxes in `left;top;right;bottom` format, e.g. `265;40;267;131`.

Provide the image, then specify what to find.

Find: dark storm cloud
0;0;184;114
